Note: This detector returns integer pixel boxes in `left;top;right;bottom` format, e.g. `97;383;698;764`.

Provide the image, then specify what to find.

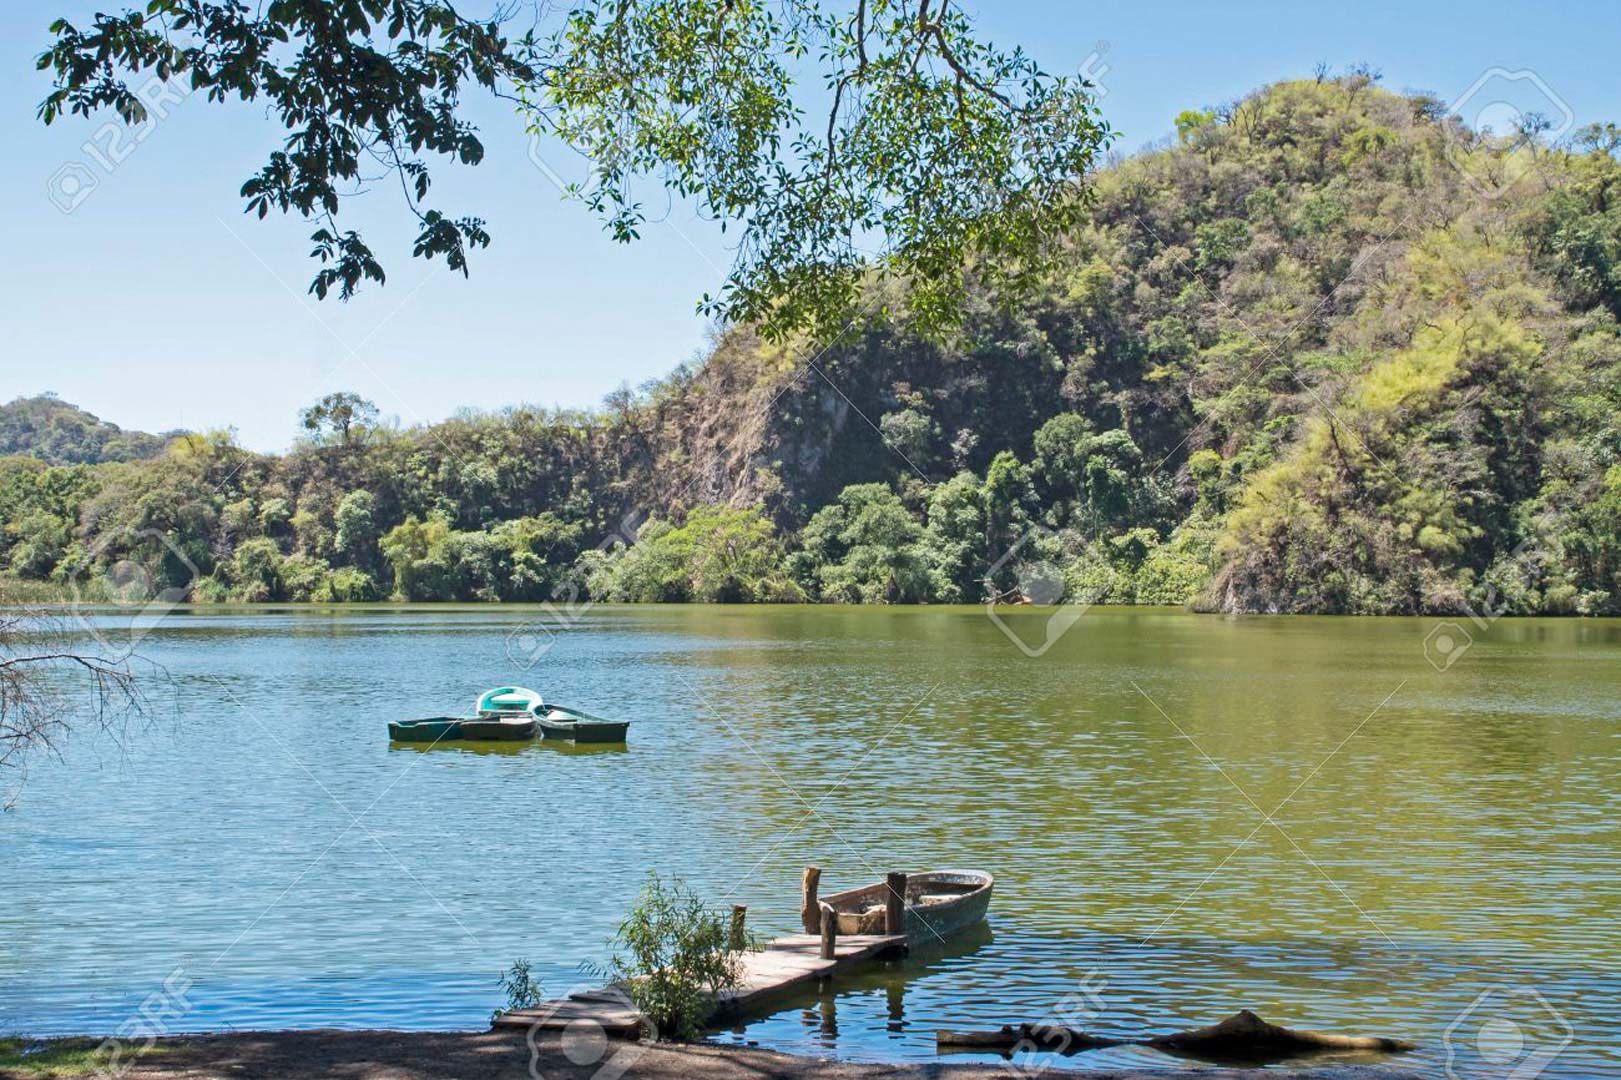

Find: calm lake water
2;606;1617;1077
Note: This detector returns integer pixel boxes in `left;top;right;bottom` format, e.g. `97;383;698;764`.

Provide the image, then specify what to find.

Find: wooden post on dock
885;872;908;936
801;865;822;933
818;901;837;960
729;905;747;952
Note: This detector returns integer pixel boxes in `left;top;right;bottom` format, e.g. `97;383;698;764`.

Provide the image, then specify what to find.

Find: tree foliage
585;506;801;602
38;0;1110;338
301;393;380;448
607;872;750;1041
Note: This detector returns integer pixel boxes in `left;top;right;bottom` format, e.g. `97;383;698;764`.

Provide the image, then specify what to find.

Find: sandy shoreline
0;1029;1429;1080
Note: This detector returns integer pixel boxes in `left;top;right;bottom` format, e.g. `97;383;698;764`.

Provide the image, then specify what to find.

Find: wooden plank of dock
716;933;903;1014
493;933;905;1035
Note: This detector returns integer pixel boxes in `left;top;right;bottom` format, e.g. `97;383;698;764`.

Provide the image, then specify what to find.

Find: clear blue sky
3;0;1617;452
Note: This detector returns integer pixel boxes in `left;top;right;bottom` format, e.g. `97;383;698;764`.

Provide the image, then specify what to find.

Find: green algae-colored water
2;606;1615;1077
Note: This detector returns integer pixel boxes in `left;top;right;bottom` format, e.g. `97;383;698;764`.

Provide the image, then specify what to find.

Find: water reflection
388;739;536;757
1;606;1615;1080
386;738;629;757
532;740;630;757
1151;1044;1390;1069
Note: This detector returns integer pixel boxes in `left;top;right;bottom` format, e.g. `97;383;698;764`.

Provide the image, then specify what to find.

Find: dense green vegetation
39;0;1108;340
0;395;175;465
6;76;1619;614
605;872;750;1040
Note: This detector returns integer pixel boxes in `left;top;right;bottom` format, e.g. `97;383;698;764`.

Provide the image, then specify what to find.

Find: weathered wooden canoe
475;686;543;716
534;703;630;743
387;717;465;742
821;869;993;941
460;714;537;741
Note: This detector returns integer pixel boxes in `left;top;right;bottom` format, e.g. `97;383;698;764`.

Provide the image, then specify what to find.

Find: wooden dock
492;867;972;1037
492;932;907;1036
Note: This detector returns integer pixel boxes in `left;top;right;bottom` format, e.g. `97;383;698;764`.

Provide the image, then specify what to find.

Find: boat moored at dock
494;865;991;1037
813;869;993;942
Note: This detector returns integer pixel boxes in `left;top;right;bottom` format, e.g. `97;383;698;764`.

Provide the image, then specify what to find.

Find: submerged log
1148;1010;1416;1055
937;1010;1412;1060
937;1023;1120;1054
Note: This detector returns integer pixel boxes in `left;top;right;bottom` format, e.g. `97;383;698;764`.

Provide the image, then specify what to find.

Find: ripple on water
2;607;1616;1080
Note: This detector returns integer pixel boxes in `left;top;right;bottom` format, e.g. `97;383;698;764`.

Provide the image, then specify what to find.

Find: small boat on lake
387;717;465;743
533;703;630;743
476;686;544;716
820;869;993;942
460;714;537;741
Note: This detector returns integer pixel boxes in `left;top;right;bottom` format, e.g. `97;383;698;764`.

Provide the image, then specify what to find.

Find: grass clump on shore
0;1036;157;1078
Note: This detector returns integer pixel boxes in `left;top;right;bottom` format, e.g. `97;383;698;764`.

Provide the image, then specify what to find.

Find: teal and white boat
387;717;465;743
475;686;544;717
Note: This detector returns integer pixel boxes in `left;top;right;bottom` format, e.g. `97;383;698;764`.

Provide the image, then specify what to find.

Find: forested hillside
0;395;176;465
5;76;1619;613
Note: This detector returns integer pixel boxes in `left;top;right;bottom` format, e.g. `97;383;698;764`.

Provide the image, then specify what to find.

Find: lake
2;605;1616;1078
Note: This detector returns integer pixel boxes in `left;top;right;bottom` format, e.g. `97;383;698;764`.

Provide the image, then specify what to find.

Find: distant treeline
5;76;1620;614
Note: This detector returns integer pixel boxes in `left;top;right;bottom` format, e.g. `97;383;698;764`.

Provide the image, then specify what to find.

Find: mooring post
819;901;837;959
801;865;822;933
729;904;747;952
885;872;908;936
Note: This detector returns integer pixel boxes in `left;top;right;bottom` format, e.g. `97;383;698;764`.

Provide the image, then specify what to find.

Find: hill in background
0;394;179;465
4;74;1619;614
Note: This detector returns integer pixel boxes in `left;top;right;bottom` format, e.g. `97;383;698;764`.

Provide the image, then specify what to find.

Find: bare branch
0;608;152;809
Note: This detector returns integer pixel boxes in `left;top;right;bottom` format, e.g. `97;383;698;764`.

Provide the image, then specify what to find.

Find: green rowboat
461;714;538;741
387;717;465;743
534;704;630;743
